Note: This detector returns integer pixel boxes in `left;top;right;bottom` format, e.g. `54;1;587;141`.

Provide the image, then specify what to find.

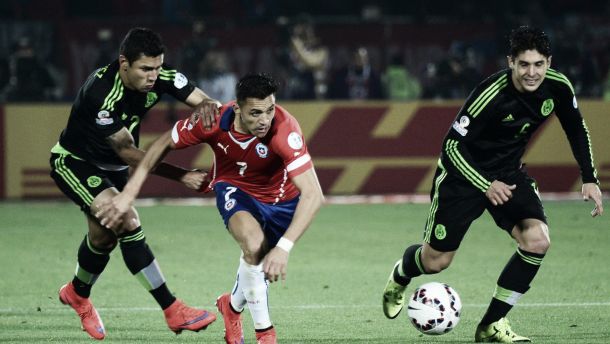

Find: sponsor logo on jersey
541;99;554;116
434;224;446;240
145;92;158;108
452;115;470;136
95;110;114;126
87;176;102;188
217;142;229;154
174;72;188;89
502;114;515;122
256;143;268;158
224;198;236;211
572;96;578;109
287;132;303;150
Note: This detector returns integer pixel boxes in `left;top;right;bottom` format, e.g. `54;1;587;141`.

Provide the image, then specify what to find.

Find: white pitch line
2;302;610;314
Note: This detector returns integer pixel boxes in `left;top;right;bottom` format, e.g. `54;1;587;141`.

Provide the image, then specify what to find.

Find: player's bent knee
89;235;118;252
520;223;550;254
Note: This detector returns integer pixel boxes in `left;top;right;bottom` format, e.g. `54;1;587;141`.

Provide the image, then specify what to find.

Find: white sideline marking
2;302;609;314
127;192;595;207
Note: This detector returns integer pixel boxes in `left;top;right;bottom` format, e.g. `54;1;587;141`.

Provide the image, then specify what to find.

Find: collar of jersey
220;106;257;149
220;107;235;131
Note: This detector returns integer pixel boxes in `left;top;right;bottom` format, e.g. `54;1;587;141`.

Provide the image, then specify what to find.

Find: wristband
276;237;294;253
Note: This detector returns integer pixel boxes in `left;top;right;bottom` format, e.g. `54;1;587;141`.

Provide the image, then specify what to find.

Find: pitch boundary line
2;301;609;314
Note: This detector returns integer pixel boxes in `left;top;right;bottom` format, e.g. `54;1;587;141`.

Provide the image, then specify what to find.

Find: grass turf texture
0;200;608;343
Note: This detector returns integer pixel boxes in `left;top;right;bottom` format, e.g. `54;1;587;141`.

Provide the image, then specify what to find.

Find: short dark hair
235;73;279;105
119;27;165;64
508;26;551;58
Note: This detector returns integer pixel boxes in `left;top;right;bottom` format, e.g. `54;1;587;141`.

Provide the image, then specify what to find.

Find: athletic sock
239;259;271;330
72;235;112;298
229;257;249;312
119;227;176;310
479;247;545;326
394;244;424;286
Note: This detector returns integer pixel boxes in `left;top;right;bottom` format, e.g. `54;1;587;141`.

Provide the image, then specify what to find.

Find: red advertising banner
1;101;609;199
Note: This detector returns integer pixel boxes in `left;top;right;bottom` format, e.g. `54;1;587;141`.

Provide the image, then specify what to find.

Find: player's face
234;95;276;138
508;49;551;93
119;54;163;92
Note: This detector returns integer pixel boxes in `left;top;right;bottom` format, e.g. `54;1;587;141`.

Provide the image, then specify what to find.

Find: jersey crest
541;99;554;116
145;92;158;107
256;143;269;158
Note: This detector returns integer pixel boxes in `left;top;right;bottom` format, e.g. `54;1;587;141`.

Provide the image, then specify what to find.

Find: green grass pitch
0;200;608;343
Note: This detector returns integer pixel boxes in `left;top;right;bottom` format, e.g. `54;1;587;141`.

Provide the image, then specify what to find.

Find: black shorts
423;164;547;252
50;153;128;213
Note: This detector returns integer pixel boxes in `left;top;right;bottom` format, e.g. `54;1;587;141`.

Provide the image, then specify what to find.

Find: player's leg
50;153;112;339
476;175;546;342
227;211;275;338
383;167;484;319
92;188;216;333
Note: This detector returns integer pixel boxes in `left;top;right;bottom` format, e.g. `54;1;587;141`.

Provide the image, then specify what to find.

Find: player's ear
233;104;241;115
507;55;514;68
119;55;129;71
547;55;552;68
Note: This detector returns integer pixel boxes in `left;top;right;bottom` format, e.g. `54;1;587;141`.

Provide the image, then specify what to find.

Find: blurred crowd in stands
1;0;610;103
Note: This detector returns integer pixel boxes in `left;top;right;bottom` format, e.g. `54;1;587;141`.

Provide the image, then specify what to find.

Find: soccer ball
406;282;462;335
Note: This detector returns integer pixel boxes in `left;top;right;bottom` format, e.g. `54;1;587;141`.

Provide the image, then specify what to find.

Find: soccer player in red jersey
97;73;325;344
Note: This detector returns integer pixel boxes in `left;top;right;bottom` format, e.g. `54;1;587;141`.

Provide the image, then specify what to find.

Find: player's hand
180;170;209;190
96;192;134;229
485;180;516;206
262;247;289;283
190;99;221;130
582;183;604;217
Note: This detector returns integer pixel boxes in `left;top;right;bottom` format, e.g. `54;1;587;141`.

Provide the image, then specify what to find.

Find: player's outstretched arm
582;183;604;217
184;87;221;130
263;168;325;283
97;130;175;228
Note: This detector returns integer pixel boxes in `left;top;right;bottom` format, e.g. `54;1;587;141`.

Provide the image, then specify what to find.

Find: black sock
72;235;112;298
394;244;424;286
119;227;176;309
479;248;545;326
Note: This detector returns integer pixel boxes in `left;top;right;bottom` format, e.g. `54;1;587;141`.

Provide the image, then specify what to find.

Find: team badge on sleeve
95;110;114;125
174;73;188;89
572;96;578;109
287;132;303;150
452;115;470;136
256;143;268;158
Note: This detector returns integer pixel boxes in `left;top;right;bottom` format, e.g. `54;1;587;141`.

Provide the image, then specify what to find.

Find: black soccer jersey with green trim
56;60;195;168
440;68;598;192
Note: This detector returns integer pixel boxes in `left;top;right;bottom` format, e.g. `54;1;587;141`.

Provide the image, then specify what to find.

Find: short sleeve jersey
440;68;598;192
171;102;313;203
57;60;195;168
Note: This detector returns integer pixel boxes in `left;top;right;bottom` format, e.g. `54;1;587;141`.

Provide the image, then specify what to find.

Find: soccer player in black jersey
50;28;219;340
382;26;604;343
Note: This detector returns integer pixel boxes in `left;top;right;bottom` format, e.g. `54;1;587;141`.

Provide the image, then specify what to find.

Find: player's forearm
282;188;324;244
123;132;173;198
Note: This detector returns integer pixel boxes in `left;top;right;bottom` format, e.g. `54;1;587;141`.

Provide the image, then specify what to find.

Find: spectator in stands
422;43;481;99
289;15;329;99
179;20;216;81
328;46;383;100
382;52;421;101
198;51;237;103
275;15;318;100
3;37;56;102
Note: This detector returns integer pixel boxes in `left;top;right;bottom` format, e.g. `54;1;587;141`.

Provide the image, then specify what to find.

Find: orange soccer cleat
163;299;216;334
216;293;244;344
256;327;277;344
59;282;106;340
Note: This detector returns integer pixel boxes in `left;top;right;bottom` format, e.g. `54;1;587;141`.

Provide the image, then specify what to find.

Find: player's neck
231;122;253;138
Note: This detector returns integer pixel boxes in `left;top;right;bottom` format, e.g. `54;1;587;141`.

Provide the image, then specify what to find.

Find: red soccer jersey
171;102;313;203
